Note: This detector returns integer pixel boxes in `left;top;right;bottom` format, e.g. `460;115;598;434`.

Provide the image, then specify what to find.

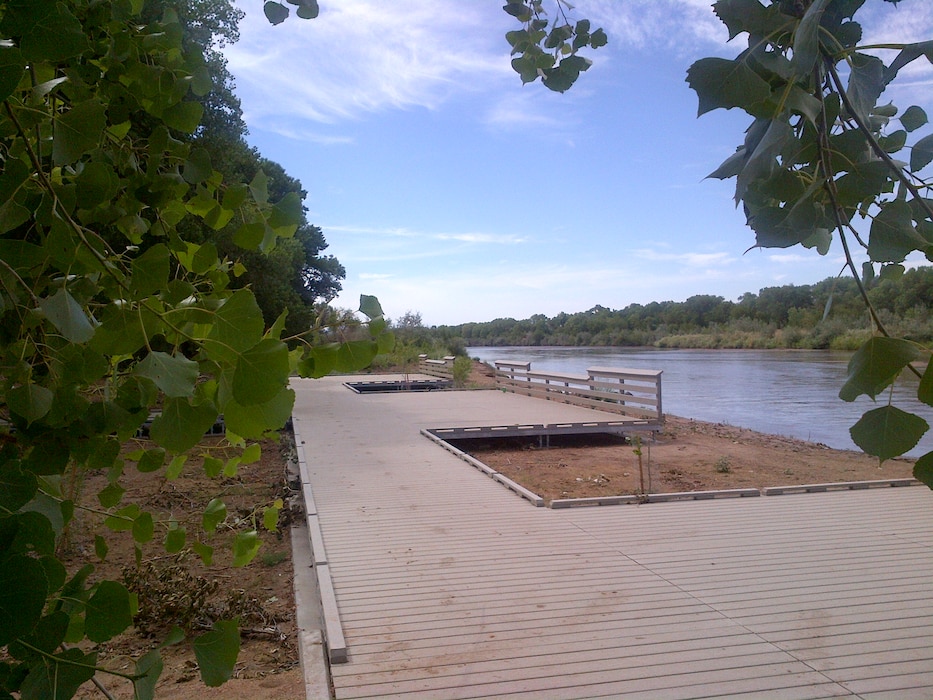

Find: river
467;346;933;457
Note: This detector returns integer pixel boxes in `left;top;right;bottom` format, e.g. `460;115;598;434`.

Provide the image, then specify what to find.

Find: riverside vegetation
427;266;933;351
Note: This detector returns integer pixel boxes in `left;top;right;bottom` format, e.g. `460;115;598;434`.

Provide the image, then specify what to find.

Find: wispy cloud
326;224;527;245
579;0;730;54
633;249;736;267
227;1;509;129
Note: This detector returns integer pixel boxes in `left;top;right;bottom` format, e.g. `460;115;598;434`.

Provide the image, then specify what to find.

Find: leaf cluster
0;1;392;697
687;0;933;480
504;0;607;92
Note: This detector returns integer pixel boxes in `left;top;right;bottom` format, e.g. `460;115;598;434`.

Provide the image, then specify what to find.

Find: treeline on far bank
430;267;933;351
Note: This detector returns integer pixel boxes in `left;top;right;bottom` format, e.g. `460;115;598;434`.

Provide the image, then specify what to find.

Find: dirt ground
459;360;917;503
64;435;304;700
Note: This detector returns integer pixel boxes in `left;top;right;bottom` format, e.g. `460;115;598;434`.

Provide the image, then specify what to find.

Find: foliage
452;356;473;388
502;0;607;92
686;0;933;482
432;267;933;349
0;1;392;697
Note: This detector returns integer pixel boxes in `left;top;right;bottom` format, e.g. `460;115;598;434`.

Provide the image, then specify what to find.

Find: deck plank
291;377;933;699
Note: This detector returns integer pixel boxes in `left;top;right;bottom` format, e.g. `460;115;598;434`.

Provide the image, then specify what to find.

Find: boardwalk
291;376;933;700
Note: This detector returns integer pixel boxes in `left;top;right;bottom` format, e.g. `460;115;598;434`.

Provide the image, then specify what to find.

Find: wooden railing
418;354;456;380
494;361;663;428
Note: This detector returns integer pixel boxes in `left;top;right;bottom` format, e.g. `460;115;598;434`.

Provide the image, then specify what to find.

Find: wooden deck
291;377;933;699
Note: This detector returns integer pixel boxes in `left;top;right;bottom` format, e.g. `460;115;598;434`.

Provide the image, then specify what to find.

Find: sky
224;1;933;326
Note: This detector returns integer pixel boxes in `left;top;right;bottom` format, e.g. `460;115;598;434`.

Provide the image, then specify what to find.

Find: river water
467;346;933;457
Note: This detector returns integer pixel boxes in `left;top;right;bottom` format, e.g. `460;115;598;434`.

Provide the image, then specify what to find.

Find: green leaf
232;530;261;567
193;620;240;687
203;456;223;478
163;101;204;134
223;387;295;440
75;161;118;209
914;451;933;489
85;580;133;643
840;336;921;401
233;222;265;250
792;0;831;76
97;482;125;509
359;294;384;320
94;535;108;560
869;200;926;263
202;498;227;533
8;382;53;426
132;511;154;543
166;455;187;481
883;40;933;86
192;541;213;565
130;244;170;299
0;46;25;103
165;525;186;554
686;57;772;117
105;504;140;532
846;53;885;122
39;288;95;344
910;133;933;171
249;170;269;204
204;289;265;363
150;398;219;454
269;191;303;232
901;105;928;132
299;344;338;378
17;2;86;60
182;148;212;184
221;457;239;478
263;500;282;532
136;448;166;474
18;648;96;699
850;405;928;462
90;306;149;355
0;554;47;646
295;0;320;20
241;443;261;465
52;99;107;166
0;461;38;511
919;358;933;407
264;1;289;24
232;339;289;406
336;340;378;373
135;352;199;398
542;54;592;93
589;28;607;49
133;649;164;700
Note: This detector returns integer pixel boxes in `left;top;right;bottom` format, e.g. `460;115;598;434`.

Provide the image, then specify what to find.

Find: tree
0;1;392;697
687;0;933;483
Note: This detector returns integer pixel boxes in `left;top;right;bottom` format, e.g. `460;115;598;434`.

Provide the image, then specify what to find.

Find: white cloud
326;223;528;246
227;1;509;129
633;249;735;267
578;0;730;53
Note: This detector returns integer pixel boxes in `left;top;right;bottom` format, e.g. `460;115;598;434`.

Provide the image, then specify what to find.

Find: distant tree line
428;267;933;351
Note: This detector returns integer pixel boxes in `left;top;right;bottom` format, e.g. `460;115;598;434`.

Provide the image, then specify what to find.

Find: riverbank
459;360;918;503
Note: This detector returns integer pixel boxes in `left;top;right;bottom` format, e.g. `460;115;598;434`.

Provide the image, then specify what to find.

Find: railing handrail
493;359;663;426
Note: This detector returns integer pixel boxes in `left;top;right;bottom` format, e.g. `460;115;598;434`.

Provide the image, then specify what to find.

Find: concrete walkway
291;377;933;699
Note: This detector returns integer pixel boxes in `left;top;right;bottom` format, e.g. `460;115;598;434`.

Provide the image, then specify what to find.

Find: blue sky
225;1;933;326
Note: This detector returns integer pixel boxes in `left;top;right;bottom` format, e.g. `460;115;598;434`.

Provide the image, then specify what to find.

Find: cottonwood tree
0;0;391;697
687;0;933;484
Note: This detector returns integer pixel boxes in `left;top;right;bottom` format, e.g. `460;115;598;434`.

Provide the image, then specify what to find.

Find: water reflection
468;346;932;457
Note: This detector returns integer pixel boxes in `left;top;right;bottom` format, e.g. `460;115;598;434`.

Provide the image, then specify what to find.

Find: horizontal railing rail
494;360;663;427
418;354;456;379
